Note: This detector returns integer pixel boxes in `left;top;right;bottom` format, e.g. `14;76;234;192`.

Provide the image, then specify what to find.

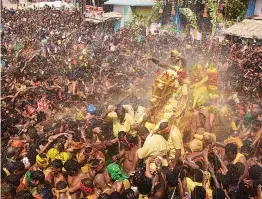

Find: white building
104;0;156;27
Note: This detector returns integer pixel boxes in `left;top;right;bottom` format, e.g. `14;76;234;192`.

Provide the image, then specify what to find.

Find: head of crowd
1;7;262;199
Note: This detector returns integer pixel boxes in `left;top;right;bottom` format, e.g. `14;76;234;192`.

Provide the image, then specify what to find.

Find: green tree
146;1;163;27
224;0;249;20
179;7;198;30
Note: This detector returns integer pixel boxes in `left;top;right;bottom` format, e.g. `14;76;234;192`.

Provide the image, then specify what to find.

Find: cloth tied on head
75;110;86;121
171;49;182;57
80;182;93;194
36;154;49;168
171;49;180;55
224;136;243;149
154;119;171;134
25;171;32;186
34;194;43;199
159;126;171;134
87;104;96;114
244;113;253;124
73;59;77;65
47;148;59;160
107;163;129;181
123;135;135;148
11;140;24;148
171;49;184;61
55;152;71;164
82;49;87;55
192;64;203;72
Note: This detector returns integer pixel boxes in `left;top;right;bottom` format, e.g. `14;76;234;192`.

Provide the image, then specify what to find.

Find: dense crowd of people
1;7;262;199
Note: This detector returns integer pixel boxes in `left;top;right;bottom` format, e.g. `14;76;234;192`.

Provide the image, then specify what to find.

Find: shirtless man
247;140;262;167
136;158;166;199
54;181;73;199
93;173;115;197
223;143;247;165
237;120;261;144
66;177;95;198
112;134;138;173
76;145;105;176
44;159;64;187
223;143;248;176
188;108;216;152
104;163;130;193
64;160;90;199
190;108;213;140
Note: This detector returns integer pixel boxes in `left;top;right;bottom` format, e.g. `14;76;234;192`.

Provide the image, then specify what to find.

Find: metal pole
82;0;86;14
81;0;83;13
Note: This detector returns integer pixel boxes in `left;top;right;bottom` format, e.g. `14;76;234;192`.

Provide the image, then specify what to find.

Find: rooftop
104;0;156;6
222;18;262;40
84;12;123;24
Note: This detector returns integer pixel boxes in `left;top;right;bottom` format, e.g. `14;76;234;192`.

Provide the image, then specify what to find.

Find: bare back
123;146;138;173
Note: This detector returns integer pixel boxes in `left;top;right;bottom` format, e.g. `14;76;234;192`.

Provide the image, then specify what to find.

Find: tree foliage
224;0;249;20
146;1;163;27
179;8;198;30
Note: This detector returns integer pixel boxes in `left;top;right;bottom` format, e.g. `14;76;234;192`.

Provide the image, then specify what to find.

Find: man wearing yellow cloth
153;120;184;168
137;129;170;169
122;102;146;136
103;105;134;138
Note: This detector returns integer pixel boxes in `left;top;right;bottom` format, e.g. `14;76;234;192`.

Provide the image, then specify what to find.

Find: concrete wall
113;5;124;27
113;5;134;27
135;6;152;17
254;0;262;15
113;5;123;13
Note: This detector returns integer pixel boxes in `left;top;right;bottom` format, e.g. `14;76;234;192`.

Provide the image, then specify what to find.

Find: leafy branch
146;1;163;27
208;0;220;37
179;8;198;30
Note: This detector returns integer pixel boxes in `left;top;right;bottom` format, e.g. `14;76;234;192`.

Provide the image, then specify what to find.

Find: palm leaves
179;7;198;30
